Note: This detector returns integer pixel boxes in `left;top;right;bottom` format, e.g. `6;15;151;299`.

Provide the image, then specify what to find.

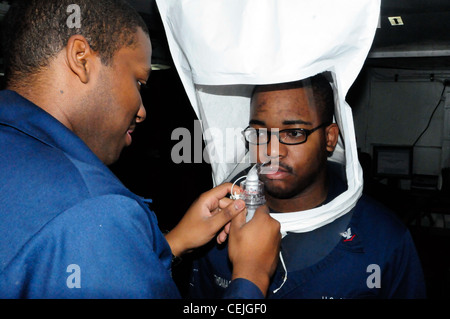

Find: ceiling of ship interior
1;0;450;71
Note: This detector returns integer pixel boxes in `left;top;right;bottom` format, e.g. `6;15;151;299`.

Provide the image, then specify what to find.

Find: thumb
212;199;246;229
229;201;248;233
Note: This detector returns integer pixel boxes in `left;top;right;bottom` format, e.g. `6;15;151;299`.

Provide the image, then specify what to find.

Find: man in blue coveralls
190;73;426;299
0;0;281;298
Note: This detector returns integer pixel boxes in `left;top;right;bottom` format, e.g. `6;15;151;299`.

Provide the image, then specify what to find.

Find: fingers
218;197;233;209
196;182;246;245
212;198;246;227
217;228;228;244
229;203;247;233
202;183;233;208
216;222;232;244
218;203;271;244
250;205;270;221
168;182;247;254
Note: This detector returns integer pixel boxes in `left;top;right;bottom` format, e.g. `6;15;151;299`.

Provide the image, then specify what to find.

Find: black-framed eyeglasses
242;122;331;145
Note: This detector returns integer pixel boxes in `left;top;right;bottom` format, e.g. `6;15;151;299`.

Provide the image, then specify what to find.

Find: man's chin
102;147;124;166
265;183;299;200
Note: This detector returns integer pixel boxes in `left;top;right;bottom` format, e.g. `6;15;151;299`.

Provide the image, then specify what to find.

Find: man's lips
125;125;136;146
260;163;291;180
128;123;136;134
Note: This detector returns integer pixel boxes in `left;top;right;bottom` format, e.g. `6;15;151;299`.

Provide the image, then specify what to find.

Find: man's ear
325;123;339;154
65;35;96;84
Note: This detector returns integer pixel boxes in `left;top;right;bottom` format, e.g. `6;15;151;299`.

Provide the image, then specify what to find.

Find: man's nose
267;133;280;158
255;131;285;163
136;103;146;123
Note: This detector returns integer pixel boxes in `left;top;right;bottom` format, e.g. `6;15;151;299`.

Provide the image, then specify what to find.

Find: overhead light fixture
150;37;172;70
151;63;171;71
388;16;404;26
0;1;10;21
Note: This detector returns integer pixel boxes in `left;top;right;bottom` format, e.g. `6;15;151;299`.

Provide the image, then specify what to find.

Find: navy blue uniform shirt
0;90;262;298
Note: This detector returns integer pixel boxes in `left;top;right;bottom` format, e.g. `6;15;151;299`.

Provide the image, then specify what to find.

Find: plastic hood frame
156;0;381;234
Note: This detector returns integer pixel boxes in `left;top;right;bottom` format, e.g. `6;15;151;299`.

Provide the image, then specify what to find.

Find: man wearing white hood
155;0;426;299
189;73;426;299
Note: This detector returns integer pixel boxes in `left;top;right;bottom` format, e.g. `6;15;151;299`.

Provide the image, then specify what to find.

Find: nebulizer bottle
231;163;266;222
230;161;288;292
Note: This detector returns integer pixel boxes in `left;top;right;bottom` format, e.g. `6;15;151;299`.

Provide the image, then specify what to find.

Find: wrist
231;264;270;297
164;229;189;257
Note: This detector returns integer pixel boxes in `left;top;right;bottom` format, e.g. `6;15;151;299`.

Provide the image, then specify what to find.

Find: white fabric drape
157;0;380;235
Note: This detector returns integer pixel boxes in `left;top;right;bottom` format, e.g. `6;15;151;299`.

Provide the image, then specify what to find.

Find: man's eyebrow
249;119;313;126
249;119;266;126
283;119;313;126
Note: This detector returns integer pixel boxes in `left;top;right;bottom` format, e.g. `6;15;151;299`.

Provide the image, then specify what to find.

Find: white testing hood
156;0;381;235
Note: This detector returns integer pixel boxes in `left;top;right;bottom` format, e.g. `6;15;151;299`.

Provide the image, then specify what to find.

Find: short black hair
2;0;149;86
251;73;335;123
